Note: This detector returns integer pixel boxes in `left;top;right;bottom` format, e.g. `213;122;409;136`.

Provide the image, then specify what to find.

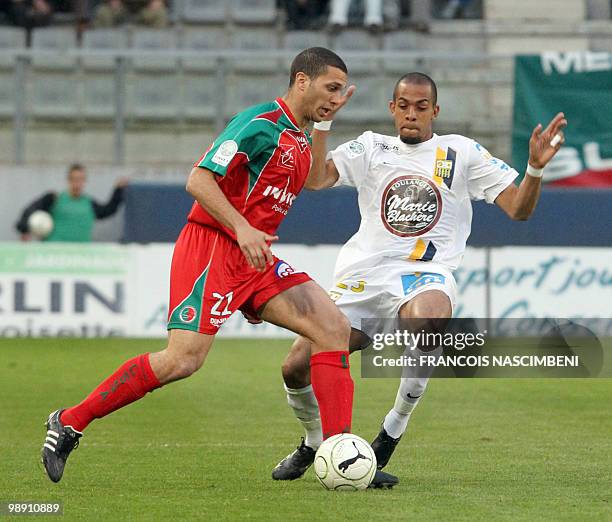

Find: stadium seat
282;30;329;68
337;75;386;122
382;31;423;74
31;27;78;69
182;74;220;121
82;73;116;119
435;84;489;124
126;73;180;120
228;28;280;72
225;73;286;117
283;30;328;51
182;0;228;24
0;27;26;69
230;0;277;25
331;29;381;75
131;29;179;71
28;71;79;118
82;29;129;70
180;27;229;71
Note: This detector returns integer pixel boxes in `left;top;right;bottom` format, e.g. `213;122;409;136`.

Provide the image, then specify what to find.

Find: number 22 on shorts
211;291;233;316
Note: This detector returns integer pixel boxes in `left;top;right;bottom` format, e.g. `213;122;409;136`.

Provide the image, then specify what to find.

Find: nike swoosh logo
406;393;422;399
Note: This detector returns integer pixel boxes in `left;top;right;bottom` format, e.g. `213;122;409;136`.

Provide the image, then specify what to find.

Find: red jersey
189;98;313;238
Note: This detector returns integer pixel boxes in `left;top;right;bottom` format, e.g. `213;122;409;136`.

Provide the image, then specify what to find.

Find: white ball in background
28;210;54;239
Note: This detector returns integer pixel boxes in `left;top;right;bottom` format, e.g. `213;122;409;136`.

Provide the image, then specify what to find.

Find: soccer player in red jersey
41;47;398;486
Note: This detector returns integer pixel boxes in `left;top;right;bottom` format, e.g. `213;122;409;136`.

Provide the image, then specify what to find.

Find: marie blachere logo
212;140;238;167
381;175;442;237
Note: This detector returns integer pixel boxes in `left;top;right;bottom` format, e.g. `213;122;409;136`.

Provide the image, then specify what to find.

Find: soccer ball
28;210;54;239
313;433;377;491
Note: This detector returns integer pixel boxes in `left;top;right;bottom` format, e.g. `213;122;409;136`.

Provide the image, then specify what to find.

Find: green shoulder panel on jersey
197;101;279;177
304;129;312;147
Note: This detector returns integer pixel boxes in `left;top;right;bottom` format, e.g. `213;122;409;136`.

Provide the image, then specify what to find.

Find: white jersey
328;131;518;277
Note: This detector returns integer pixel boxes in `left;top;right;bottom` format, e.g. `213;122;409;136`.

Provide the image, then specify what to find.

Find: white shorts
329;261;457;339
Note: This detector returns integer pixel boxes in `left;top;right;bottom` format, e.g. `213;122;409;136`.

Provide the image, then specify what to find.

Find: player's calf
281;336;312;389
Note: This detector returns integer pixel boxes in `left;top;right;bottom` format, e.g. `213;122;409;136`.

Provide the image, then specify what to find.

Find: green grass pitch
2;338;611;521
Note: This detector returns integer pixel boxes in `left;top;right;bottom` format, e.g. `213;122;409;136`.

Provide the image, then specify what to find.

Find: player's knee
165;351;202;380
412;292;452;320
315;311;351;348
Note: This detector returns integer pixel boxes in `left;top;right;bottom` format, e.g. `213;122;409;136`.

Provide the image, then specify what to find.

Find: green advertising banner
512;52;612;186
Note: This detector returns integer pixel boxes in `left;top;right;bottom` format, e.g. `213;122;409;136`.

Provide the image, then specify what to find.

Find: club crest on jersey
278;144;296;170
433;147;456;189
381;175;442;237
435;160;453;178
179;306;197;323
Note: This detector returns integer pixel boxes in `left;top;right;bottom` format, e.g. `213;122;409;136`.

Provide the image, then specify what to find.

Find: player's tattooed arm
496;112;567;221
186;167;277;271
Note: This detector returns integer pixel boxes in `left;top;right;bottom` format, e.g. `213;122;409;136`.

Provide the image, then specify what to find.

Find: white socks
286;376;429;445
285;384;322;450
382;376;429;439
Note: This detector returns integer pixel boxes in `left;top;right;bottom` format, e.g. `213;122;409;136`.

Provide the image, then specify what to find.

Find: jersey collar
275;97;301;131
396;133;438;150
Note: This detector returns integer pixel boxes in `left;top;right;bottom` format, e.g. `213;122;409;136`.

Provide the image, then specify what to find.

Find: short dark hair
289;47;347;87
393;72;438;105
67;163;85;175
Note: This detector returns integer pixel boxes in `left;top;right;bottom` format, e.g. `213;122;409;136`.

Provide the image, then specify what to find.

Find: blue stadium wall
123;184;612;246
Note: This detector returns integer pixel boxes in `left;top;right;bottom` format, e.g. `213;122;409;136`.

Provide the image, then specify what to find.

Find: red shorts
167;223;311;334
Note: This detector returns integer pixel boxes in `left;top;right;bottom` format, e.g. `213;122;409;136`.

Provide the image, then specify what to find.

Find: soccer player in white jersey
270;72;567;482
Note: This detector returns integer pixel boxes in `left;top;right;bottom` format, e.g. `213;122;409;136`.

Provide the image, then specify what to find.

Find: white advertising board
0;243;609;338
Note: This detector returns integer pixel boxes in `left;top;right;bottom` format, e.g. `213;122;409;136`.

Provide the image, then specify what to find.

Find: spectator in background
15;163;128;242
93;0;167;28
328;0;384;32
3;0;53;29
440;0;473;19
283;0;328;30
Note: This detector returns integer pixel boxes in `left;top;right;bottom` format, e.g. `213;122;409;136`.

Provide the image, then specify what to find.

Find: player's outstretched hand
236;223;278;272
327;85;356;120
528;112;567;169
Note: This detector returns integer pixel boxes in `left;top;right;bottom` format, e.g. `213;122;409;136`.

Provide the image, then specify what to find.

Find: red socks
310;350;354;440
60;350;353;438
60;353;161;432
